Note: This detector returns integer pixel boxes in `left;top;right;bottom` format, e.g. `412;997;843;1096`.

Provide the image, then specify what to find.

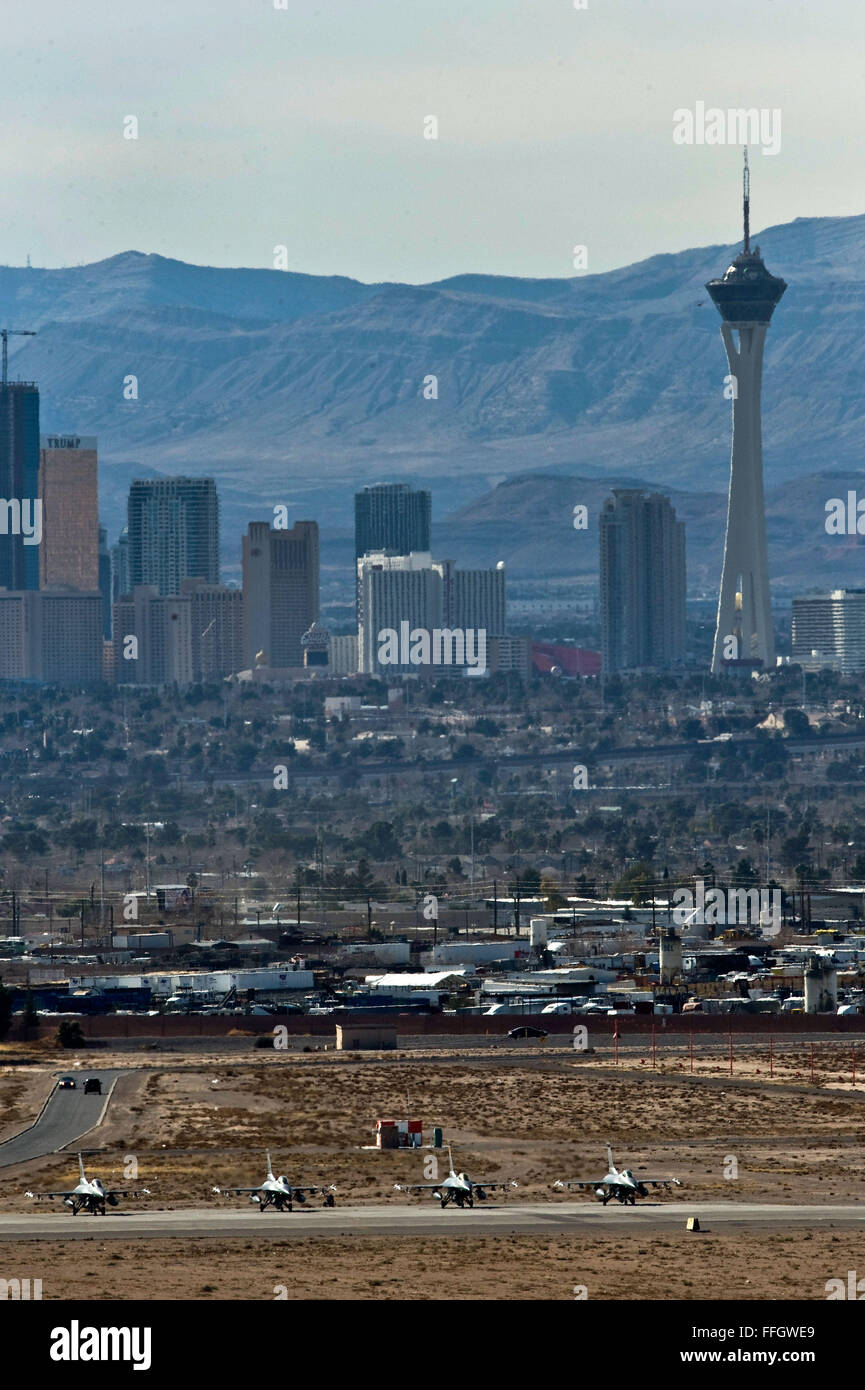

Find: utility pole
469;816;475;889
766;806;771;883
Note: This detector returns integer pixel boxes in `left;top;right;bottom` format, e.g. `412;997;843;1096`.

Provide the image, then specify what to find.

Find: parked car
83;1077;102;1095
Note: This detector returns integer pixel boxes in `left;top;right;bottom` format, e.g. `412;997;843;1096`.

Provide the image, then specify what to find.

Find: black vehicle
83;1077;102;1095
507;1025;548;1040
58;1076;76;1090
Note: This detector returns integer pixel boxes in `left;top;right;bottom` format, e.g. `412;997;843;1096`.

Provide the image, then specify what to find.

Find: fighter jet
394;1146;517;1209
26;1153;150;1216
554;1145;681;1206
212;1151;336;1212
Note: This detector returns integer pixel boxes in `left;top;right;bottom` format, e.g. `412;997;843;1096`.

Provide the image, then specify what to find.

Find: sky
2;0;863;282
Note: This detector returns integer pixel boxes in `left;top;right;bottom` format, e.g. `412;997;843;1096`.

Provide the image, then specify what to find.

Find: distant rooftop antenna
743;146;750;254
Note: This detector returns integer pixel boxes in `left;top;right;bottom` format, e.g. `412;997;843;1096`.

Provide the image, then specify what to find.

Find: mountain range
0;214;863;593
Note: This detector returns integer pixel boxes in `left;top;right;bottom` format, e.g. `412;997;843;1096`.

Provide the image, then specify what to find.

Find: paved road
0;1070;124;1169
190;727;865;788
0;1201;863;1242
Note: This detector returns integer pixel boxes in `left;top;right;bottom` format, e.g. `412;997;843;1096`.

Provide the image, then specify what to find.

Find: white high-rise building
357;552;442;674
357;551;506;675
707;153;786;673
792;590;865;674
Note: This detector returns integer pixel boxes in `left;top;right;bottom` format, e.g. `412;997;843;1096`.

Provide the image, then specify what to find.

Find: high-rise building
111;526;130;601
180;579;244;679
242;520;319;669
358;551;504;674
34;591;104;682
38;434;99;591
0;381;40;591
792;590;865;674
0;593;27;679
487;635;532;681
355;483;431;559
358;552;442;674
127;477;219;596
599;489;686;674
0;590;103;683
444;563;506;634
328;632;359;675
98;524;112;638
113;586;194;685
706;153;786;672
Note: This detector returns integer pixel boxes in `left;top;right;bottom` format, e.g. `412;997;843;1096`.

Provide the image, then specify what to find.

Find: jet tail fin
78;1152;86;1181
607;1144;614;1172
265;1150;274;1179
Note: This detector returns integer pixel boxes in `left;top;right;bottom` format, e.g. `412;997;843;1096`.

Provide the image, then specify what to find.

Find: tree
782;707;810;739
21;991;38;1036
540;876;567;910
56;1019;86;1048
362;821;402;859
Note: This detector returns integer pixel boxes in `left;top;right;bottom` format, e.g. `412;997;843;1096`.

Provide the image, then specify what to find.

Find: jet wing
639;1178;681;1188
291;1184;337;1195
25;1189;79;1201
394;1180;516;1192
103;1188;150;1198
212;1185;264;1195
553;1178;609;1189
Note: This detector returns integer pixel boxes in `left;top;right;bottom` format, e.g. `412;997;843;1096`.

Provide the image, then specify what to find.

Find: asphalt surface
0;1070;124;1169
0;1201;863;1241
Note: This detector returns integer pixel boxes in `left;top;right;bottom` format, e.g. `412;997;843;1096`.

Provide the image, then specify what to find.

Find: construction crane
0;328;36;385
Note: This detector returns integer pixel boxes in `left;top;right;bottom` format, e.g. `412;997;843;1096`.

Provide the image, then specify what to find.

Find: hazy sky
3;0;863;282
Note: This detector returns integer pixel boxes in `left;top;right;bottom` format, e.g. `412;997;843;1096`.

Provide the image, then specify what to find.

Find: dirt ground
2;1231;863;1300
3;1040;865;1298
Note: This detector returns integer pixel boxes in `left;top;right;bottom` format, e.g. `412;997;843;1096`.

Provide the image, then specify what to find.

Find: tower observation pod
706;150;786;674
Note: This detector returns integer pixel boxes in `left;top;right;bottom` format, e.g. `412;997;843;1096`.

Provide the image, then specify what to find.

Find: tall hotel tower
706;152;786;673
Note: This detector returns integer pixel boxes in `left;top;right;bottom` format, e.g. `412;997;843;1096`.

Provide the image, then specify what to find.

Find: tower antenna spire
743;146;750;253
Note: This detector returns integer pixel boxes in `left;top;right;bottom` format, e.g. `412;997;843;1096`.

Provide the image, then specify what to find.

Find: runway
0;1201;863;1241
0;1070;125;1168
